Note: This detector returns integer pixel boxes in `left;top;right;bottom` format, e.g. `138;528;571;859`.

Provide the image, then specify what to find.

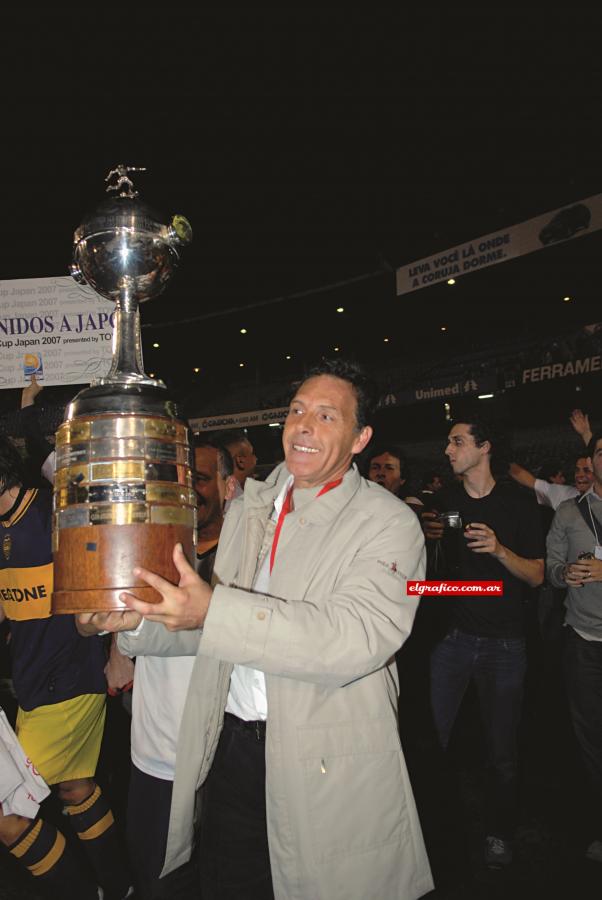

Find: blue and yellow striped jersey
0;488;106;711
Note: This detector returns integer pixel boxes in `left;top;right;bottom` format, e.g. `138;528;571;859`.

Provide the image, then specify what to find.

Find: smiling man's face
283;375;372;490
574;456;594;494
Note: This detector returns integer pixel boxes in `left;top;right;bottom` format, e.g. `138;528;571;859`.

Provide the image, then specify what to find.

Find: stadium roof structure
0;8;600;402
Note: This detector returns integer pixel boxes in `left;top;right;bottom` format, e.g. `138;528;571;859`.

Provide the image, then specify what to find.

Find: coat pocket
297;718;406;863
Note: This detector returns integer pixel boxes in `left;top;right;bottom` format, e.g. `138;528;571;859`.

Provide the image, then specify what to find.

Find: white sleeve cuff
99;618;146;639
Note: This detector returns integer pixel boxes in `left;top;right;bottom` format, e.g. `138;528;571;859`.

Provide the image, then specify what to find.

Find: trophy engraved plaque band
51;167;194;613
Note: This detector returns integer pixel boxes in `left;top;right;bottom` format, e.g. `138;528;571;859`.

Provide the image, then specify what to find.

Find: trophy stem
108;290;145;380
97;289;162;387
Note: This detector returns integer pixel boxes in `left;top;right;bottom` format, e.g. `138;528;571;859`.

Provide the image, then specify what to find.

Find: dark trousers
126;763;199;900
430;628;527;838
199;712;274;900
563;626;602;836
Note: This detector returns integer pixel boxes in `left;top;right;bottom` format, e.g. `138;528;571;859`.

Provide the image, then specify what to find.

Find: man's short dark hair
466;418;497;454
0;435;26;495
192;435;234;480
305;359;378;430
366;444;409;481
451;416;500;455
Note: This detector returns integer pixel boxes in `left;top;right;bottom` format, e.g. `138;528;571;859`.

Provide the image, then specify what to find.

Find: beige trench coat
121;463;433;900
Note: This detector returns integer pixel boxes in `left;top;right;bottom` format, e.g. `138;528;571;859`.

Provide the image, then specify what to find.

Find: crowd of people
0;360;601;899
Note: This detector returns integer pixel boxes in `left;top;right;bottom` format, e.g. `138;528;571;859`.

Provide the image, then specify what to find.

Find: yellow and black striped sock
64;784;131;899
9;817;97;899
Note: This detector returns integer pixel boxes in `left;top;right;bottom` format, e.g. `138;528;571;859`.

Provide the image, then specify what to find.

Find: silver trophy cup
52;166;196;613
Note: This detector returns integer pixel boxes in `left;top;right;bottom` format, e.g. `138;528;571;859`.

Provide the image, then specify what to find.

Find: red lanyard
269;478;342;572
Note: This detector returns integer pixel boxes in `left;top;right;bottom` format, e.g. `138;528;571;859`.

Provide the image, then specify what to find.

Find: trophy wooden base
52;522;194;614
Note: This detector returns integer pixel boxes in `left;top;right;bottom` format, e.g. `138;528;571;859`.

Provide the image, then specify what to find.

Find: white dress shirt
225;475;293;721
224;476;326;721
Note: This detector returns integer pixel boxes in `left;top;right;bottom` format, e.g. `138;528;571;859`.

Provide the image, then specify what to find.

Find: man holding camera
422;418;544;868
546;431;602;863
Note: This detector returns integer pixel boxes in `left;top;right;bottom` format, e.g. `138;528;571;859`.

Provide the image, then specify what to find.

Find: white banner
0;276;115;389
190;406;289;432
396;194;602;295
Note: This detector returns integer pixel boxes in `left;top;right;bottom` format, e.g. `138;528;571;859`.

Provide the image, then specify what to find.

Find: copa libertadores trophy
51;165;195;613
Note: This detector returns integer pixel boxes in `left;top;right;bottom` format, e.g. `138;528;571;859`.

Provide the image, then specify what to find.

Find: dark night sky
0;8;601;404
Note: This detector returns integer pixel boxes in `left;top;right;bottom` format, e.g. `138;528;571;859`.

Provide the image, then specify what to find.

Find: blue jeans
430;628;527;838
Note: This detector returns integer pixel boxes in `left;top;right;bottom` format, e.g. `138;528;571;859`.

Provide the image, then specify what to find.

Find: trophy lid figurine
51;166;196;613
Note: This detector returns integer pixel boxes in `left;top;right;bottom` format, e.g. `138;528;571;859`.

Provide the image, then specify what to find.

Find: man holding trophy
66;171;431;900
